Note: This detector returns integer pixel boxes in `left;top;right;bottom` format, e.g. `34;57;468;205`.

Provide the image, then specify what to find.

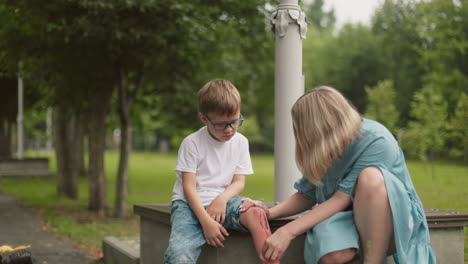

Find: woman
242;86;436;264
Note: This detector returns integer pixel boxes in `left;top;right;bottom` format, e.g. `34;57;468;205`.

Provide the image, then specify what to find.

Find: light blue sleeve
294;176;317;202
338;136;396;198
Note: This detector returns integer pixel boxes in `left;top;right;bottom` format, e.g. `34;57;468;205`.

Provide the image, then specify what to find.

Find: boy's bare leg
239;207;280;264
354;167;393;264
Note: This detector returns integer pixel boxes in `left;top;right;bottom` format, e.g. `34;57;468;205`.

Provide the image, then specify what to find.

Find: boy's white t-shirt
172;126;254;206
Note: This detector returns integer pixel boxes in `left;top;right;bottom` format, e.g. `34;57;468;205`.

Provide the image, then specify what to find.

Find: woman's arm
263;190;352;261
279;190;351;237
269;192;316;219
239;191;315;220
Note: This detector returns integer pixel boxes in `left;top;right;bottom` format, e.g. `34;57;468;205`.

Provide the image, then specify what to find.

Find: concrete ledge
425;208;468;228
0;158;50;177
103;236;140;264
134;204;468;264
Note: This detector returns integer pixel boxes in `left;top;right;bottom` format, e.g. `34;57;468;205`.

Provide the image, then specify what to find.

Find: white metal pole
17;63;24;160
272;0;307;202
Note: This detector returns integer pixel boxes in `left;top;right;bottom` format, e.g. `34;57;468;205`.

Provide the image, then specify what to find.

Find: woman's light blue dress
294;119;436;263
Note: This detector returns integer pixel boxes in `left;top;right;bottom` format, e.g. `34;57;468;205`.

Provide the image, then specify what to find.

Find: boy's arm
206;174;245;224
182;172;229;248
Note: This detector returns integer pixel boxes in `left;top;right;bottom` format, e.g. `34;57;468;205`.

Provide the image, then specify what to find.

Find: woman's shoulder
350;119;398;150
361;118;387;132
356;119;401;153
360;119;395;140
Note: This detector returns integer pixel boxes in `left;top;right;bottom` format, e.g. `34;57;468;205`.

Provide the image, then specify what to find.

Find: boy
164;79;277;264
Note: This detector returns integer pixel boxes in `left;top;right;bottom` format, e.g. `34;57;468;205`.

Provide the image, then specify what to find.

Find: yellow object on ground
0;245;31;253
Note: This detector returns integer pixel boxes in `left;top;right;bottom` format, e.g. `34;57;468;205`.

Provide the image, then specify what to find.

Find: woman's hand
239;198;271;219
206;194;228;224
261;226;294;262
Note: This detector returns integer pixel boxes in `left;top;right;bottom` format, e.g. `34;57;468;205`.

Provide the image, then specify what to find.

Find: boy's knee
164;242;199;264
243;206;266;219
240;206;267;226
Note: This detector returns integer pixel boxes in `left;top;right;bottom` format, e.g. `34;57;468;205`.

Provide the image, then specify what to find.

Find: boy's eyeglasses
204;113;244;131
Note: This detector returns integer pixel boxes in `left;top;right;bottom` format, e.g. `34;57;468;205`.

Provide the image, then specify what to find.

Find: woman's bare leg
354;166;393;264
319;248;357;264
240;207;280;264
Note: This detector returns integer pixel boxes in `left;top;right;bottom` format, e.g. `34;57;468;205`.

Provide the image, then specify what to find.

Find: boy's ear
198;112;208;125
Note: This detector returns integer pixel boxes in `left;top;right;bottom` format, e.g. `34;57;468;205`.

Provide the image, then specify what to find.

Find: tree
396;0;467;160
303;0;335;31
371;0;425;125
414;0;468;115
304;23;385;111
446;93;467;162
1;0;276;214
108;0;274;217
53;108;80;199
0;74;16;159
0;0;115;206
400;85;449;160
0;69;49;160
364;80;399;135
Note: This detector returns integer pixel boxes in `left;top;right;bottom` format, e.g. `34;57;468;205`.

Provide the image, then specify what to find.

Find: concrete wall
134;205;468;264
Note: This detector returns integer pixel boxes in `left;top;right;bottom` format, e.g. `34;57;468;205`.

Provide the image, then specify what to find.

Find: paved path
0;193;94;264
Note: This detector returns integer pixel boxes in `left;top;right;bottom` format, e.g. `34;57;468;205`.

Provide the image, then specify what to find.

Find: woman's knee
356;166;386;193
319;248;356;264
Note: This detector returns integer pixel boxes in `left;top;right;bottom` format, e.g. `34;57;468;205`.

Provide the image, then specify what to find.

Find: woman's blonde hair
198;79;241;116
291;86;361;185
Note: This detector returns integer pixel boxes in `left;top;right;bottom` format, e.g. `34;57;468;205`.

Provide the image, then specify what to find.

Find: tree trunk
53;109;66;197
76;112;87;177
114;105;131;217
114;71;131;218
0;119;12;159
88;87;113;212
114;65;142;218
53;107;79;199
67;113;80;199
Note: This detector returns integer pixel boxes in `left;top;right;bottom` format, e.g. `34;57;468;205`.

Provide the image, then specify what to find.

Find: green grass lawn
0;152;466;259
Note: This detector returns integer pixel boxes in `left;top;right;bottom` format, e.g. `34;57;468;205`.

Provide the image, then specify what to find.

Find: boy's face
199;111;242;142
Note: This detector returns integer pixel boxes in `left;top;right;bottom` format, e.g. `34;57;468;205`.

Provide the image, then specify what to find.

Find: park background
0;0;466;261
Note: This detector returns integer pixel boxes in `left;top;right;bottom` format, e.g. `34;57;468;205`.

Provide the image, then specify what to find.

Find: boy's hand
239;198;271;219
201;218;230;248
206;194;228;224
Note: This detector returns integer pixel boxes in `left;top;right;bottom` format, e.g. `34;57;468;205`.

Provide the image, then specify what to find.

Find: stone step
102;236;140;264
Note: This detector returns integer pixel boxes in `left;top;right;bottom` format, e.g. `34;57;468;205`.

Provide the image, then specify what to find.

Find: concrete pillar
271;0;308;202
17;64;24;160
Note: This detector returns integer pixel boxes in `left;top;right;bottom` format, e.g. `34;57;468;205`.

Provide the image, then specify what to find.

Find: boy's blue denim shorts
163;196;248;264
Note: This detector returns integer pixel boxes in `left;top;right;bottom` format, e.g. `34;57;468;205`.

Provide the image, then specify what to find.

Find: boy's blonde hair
291;86;361;185
198;79;241;115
